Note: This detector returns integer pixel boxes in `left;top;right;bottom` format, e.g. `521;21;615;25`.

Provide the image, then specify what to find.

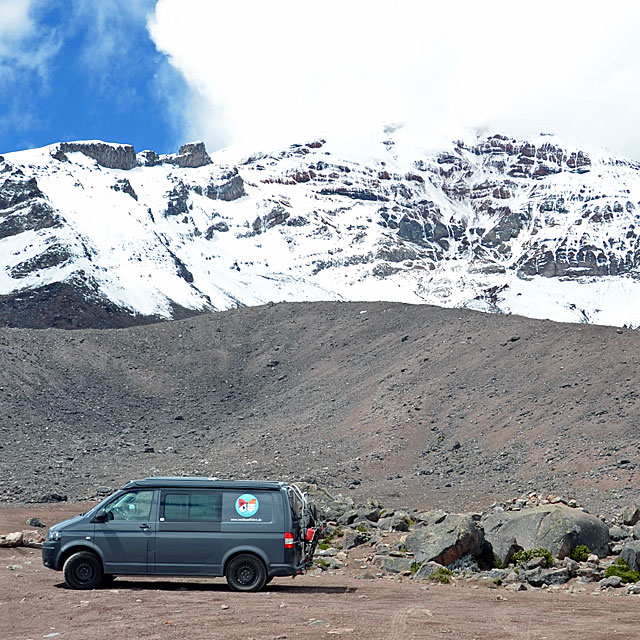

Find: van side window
106;490;154;521
161;491;222;522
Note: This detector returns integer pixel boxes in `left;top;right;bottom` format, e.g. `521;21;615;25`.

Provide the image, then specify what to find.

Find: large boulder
483;505;610;563
405;513;485;565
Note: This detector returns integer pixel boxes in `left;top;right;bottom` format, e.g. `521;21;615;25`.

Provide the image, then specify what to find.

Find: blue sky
2;1;640;160
0;0;186;154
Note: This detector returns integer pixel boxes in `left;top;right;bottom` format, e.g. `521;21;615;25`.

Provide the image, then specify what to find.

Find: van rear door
285;488;305;568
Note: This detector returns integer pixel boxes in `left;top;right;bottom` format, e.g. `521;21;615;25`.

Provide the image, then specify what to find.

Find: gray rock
38;493;67;503
599;575;622;589
627;583;640;595
524;567;570;587
26;517;45;528
372;554;414;574
524;555;549;570
377;514;411;532
57;142;137;170
634;522;640;541
358;508;380;523
483;505;609;563
412;561;442;580
621;505;640;526
342;530;371;551
619;541;640;572
505;571;522;584
337;510;358;526
405;513;485;565
351;516;379;530
561;557;579;576
609;525;629;541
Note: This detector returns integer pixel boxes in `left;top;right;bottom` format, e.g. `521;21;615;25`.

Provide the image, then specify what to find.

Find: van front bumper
42;541;61;570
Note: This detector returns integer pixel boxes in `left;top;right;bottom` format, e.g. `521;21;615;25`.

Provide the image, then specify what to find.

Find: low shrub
569;545;591;563
430;567;454;584
510;548;553;568
604;558;640;584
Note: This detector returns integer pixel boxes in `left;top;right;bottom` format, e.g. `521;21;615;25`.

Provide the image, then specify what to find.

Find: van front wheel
225;554;267;592
63;551;104;590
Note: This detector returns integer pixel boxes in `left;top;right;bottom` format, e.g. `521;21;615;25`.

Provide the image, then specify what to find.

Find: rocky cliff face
2;132;640;328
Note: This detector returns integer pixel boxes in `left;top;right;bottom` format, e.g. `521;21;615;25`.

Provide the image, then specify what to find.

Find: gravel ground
2;503;640;640
0;301;638;519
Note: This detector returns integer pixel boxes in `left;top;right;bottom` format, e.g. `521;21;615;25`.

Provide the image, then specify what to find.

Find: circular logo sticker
235;494;259;517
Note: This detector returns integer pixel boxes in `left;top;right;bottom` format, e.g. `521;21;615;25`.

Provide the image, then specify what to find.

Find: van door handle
139;524;150;530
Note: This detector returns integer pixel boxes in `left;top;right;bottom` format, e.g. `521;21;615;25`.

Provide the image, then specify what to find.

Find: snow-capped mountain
2;129;640;328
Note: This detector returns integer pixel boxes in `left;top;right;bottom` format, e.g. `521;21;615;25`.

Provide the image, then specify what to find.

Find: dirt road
2;503;639;640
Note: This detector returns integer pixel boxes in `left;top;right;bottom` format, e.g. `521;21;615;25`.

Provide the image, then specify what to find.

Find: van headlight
47;530;61;541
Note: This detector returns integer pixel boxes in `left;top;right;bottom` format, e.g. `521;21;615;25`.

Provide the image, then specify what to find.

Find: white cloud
69;0;156;75
0;0;60;77
148;0;640;159
0;0;34;45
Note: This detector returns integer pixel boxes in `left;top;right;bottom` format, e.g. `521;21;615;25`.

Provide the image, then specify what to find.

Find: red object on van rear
284;532;294;549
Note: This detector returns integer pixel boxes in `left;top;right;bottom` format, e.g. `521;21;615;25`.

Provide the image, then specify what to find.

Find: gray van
42;477;322;591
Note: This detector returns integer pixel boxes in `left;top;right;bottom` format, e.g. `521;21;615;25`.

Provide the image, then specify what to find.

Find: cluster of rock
0;518;45;549
304;485;640;595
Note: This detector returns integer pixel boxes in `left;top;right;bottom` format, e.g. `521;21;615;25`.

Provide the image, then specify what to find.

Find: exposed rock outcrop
55;142;137;170
164;141;212;169
204;169;245;201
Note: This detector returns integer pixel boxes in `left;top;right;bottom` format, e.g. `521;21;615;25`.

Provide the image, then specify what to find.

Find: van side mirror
93;510;113;523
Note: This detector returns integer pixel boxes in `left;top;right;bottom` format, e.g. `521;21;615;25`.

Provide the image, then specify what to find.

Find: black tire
265;575;274;585
225;554;267;592
63;551;104;590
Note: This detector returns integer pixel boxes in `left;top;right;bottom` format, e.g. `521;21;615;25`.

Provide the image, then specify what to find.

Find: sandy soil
2;503;639;640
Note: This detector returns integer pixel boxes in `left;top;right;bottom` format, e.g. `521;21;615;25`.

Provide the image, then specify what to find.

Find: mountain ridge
2;130;640;328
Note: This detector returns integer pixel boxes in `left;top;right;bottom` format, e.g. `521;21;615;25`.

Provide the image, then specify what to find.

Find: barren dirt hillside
0;301;637;516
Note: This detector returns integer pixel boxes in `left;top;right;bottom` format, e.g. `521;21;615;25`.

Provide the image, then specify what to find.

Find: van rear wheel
225;554;267;592
63;551;104;590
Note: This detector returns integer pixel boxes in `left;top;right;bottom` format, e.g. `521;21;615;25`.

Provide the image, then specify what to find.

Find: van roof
124;476;286;490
